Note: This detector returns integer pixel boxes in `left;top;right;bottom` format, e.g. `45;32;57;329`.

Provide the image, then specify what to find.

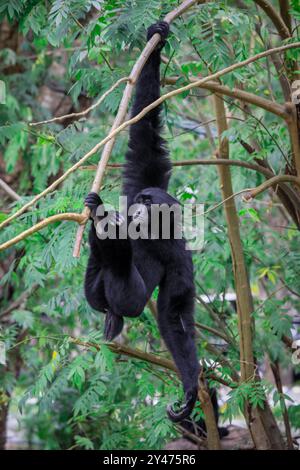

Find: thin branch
285;102;300;175
80;157;274;178
196;292;232;335
281;334;294;351
254;0;291;39
195;321;233;344
0;178;21;201
0;284;38;319
165;77;288;119
29;77;130;126
198;331;240;381
6;331;233;389
69;336;233;388
244;175;300;200
279;0;292;34
270;361;294;449
201;176;300;218
1;41;299;234
177;424;207;447
25;47;80;60
0;213;85;252
70;337;178;373
196;81;288;119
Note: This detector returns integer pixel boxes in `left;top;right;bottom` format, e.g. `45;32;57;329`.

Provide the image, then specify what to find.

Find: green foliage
224;380;271;421
288;405;300;430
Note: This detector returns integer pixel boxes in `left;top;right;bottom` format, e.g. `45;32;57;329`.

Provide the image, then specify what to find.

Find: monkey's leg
157;286;200;422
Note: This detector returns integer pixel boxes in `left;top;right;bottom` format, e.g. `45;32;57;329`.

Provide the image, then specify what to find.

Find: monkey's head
131;187;181;239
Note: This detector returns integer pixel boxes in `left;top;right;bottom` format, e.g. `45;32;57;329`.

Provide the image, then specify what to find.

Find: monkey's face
131;188;181;238
130;194;152;233
131;202;149;226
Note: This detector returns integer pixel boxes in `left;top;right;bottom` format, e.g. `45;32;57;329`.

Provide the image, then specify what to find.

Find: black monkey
84;22;200;422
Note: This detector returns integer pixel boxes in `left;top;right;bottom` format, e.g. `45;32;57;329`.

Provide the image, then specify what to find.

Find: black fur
84;21;200;422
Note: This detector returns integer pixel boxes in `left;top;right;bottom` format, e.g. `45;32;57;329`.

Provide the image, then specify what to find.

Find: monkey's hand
84;192;103;220
147;21;169;49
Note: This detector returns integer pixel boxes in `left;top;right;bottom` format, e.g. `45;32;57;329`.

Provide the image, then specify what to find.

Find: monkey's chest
132;240;165;292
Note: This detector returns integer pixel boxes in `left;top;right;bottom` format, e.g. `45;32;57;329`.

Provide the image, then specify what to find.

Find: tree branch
270;360;294;449
0;178;21;201
0;284;38;319
165;77;288;119
244;175;300;200
70;337;178;373
270;361;294;450
0;213;86;252
80;157;274;178
254;0;291;39
195;321;233;344
1;41;299;235
285;102;300;175
29;77;130;126
69;336;233;388
278;0;292;34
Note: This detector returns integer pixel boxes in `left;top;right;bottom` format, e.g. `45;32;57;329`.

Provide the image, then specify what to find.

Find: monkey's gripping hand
147;21;169;49
85;192;103;220
167;387;198;423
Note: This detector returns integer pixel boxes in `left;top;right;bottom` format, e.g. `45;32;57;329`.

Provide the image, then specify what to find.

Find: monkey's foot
167;388;198;423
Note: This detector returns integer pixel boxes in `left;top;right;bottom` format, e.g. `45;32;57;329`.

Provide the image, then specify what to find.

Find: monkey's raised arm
122;22;172;205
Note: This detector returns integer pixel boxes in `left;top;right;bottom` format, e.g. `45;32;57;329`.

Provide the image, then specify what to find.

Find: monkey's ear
104;312;124;341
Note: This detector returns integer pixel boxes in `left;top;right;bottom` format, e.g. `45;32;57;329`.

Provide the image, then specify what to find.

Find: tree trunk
212;94;285;449
0;402;9;450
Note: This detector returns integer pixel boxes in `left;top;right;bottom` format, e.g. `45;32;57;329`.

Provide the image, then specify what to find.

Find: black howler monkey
84;21;200;422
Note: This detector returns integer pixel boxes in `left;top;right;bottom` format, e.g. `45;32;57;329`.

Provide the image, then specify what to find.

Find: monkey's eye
143;197;152;205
